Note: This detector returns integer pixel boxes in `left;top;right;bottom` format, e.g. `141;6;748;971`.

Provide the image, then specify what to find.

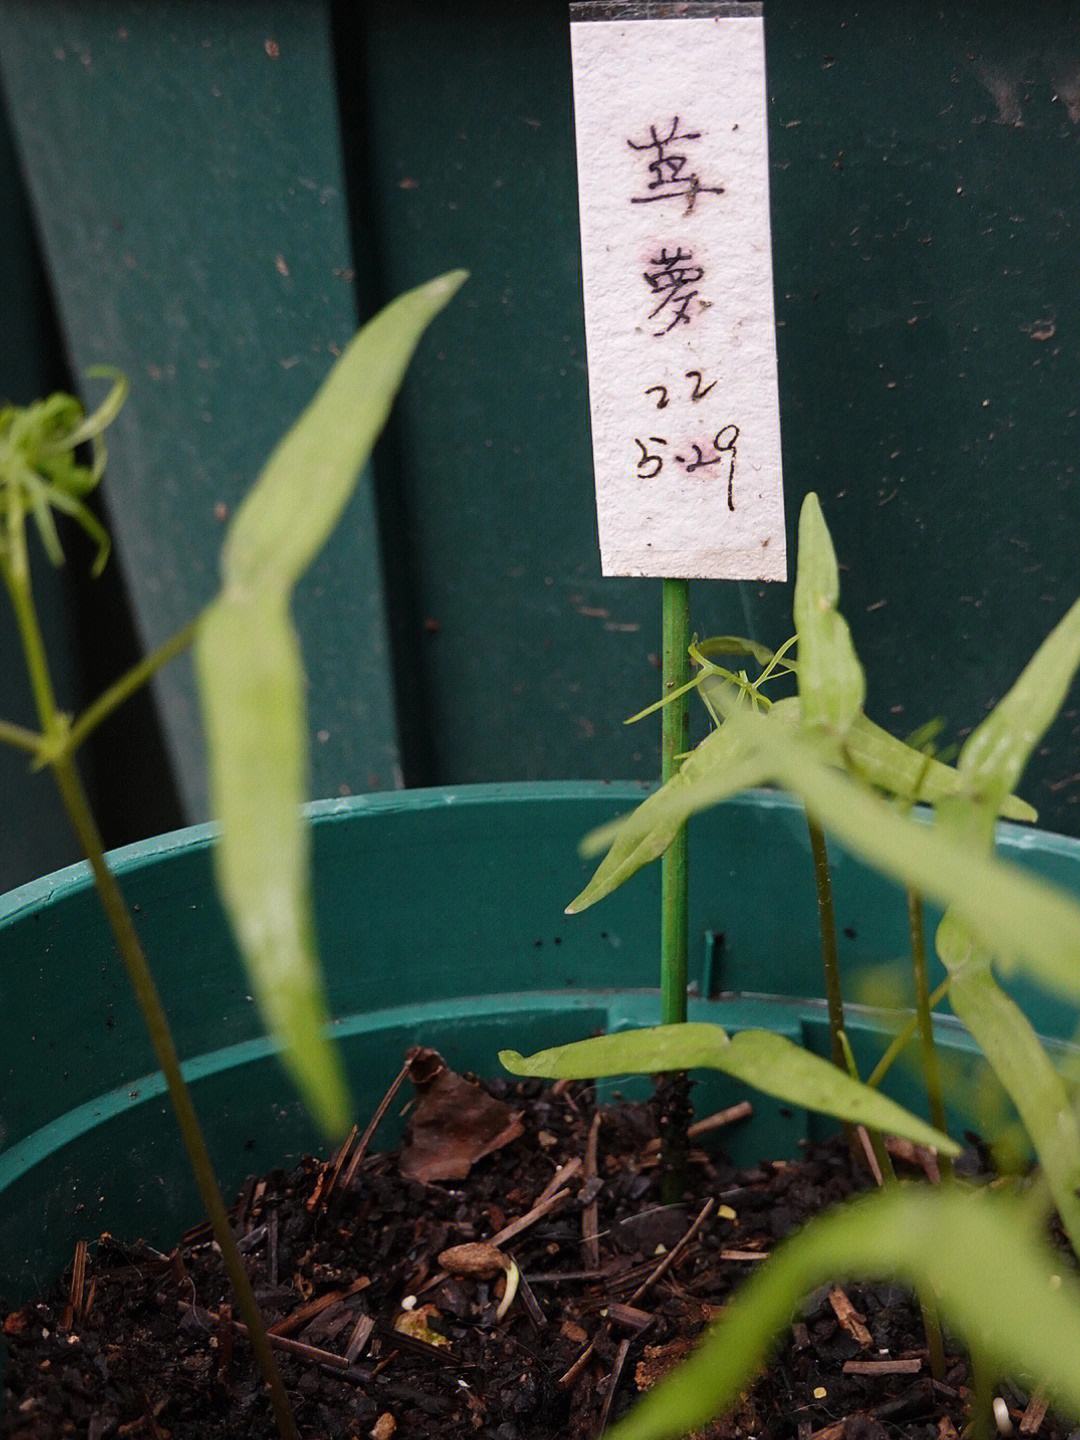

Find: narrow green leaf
793;493;865;736
923;601;1080;1251
693;634;776;667
195;270;467;1136
570;699;1031;914
223;271;468;594
567;722;774;912
953;596;1080;844
941;938;1080;1254
722;708;1080;1008
608;1186;1080;1440
847;712;1035;821
501;1022;959;1154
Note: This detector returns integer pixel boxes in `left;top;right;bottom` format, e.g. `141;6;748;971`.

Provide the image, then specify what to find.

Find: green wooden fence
2;0;1080;890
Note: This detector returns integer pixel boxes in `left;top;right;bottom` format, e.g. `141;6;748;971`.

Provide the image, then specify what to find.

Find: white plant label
570;3;786;580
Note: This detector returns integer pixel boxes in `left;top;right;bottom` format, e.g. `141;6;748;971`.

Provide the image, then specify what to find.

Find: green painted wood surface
0;0;403;819
2;1;1080;835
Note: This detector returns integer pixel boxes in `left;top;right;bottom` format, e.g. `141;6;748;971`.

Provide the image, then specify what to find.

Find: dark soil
1;1055;1067;1440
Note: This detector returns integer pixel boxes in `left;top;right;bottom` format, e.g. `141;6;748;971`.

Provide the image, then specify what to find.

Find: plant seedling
0;270;466;1437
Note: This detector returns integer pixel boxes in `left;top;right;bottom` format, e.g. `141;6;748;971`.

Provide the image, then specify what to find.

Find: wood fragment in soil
535;1153;583;1206
61;1238;88;1330
718;1248;770;1262
344;1312;375;1363
809;1421;847;1440
306;1122;358;1213
268;1274;370;1336
558;1336;597;1389
885;1134;941;1183
629;1197;715;1305
339;1058;413;1195
842;1357;923;1376
597;1336;632;1436
582;1111;602;1270
515;1268;548;1329
857;1125;885;1186
1020;1386;1051;1435
828;1286;873;1348
607;1301;655;1334
179;1301;351;1369
642;1101;754;1153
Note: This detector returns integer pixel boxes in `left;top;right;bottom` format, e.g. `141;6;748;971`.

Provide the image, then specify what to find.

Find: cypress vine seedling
0;271;466;1438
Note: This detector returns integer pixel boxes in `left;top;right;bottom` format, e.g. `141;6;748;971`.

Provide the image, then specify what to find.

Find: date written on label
570;7;785;580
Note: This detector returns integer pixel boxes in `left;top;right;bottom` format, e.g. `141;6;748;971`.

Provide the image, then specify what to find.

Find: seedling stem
0;558;298;1440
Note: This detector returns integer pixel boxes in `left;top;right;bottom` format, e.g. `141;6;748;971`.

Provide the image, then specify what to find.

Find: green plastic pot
1;783;1076;1314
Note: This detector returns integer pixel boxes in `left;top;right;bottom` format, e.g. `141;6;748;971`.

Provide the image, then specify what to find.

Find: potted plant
5;314;1080;1435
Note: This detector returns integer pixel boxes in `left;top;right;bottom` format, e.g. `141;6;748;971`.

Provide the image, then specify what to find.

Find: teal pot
1;783;1076;1311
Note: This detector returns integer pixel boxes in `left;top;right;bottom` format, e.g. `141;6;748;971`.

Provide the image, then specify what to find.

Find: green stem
806;817;845;1070
660;579;691;1203
908;888;954;1182
660;578;690;1027
2;561;297;1440
968;1351;995;1440
67;616;199;754
5;528;59;729
865;978;951;1090
0;717;44;754
840;1030;946;1381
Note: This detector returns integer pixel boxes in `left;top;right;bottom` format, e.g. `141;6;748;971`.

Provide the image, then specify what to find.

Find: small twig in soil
344;1313;376;1364
885;1135;941;1183
339;1059;413;1197
268;1208;280;1287
843;1358;923;1376
828;1287;873;1348
607;1302;654;1334
419;1186;574;1299
718;1248;770;1262
582;1112;602;1270
490;1186;573;1247
857;1125;885;1186
524;1266;612;1285
269;1276;371;1337
515;1269;548;1329
629;1197;715;1306
62;1239;88;1330
306;1124;357;1214
597;1337;632;1436
558;1336;598;1389
180;1301;351;1369
535;1155;583;1207
1019;1386;1050;1435
236;1223;268;1255
643;1102;754;1153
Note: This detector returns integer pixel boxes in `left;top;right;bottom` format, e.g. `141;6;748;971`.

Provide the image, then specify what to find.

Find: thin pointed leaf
722;708;1080;1008
693;634;776;667
608;1186;1080;1440
793;493;865;736
60;367;130;452
847;712;1035;821
501;1022;959;1154
570;698;1030;913
567;708;787;911
941;937;1080;1254
222;272;467;592
925;600;1080;1252
953;596;1080;844
195;270;467;1137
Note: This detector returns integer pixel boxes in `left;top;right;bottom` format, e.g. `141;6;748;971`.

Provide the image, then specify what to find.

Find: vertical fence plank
0;0;401;816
